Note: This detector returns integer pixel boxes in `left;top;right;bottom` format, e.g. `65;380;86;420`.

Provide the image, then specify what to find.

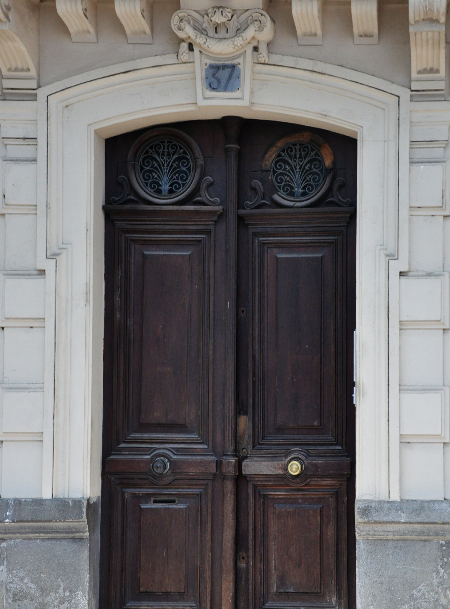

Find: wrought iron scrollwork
137;138;194;198
271;142;325;202
127;127;204;205
244;180;271;209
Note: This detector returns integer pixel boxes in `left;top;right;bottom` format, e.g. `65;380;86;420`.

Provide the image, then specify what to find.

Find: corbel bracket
114;0;152;44
351;0;378;44
409;0;447;99
56;0;97;43
292;0;322;45
0;1;38;99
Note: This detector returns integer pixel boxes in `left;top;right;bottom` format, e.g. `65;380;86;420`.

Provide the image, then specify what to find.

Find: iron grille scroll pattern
271;142;326;201
137;137;194;198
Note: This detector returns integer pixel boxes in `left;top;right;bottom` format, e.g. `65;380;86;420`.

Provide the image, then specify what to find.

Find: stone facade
1;0;450;606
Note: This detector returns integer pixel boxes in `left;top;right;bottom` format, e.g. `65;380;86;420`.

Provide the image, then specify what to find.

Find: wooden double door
101;118;356;609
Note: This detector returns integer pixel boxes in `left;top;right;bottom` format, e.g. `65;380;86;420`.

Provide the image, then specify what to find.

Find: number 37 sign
195;49;252;106
205;63;241;93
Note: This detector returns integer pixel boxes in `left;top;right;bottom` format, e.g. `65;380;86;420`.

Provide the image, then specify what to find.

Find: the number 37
205;64;240;92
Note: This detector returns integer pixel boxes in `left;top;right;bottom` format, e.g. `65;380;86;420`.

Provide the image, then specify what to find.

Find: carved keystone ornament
171;6;274;106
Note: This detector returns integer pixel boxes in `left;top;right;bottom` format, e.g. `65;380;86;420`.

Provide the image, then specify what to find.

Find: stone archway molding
36;53;409;502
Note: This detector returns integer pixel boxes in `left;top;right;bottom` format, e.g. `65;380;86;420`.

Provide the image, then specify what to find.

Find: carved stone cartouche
171;7;274;64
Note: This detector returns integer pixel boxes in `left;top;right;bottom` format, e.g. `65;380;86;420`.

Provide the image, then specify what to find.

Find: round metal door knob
152;457;170;476
287;460;303;476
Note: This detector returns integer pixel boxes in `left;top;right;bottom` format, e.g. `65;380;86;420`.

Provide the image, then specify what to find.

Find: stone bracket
409;0;447;99
351;0;378;44
114;0;153;44
292;0;322;45
0;1;38;100
56;0;97;43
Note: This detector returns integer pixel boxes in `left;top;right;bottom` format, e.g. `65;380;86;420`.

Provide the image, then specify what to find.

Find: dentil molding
56;0;97;43
114;0;152;44
351;0;378;44
0;0;38;99
409;0;447;99
171;6;274;63
292;0;323;45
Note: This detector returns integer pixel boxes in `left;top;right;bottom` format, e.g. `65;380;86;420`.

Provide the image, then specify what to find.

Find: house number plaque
198;51;248;104
205;63;241;93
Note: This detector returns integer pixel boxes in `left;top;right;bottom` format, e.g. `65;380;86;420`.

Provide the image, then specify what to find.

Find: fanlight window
136;137;195;199
271;142;326;202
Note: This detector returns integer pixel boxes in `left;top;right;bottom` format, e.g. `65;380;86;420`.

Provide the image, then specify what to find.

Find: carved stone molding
351;0;378;44
0;1;37;99
292;0;322;45
171;7;274;62
409;0;447;99
56;0;97;43
114;0;152;44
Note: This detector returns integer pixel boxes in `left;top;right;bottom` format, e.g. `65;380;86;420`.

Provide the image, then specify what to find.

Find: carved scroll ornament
171;7;274;63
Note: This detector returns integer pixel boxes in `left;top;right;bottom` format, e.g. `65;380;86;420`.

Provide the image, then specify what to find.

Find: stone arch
37;55;409;501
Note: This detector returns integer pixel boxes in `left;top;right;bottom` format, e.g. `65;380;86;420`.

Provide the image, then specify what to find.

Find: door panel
112;210;219;446
253;486;342;609
129;234;212;441
111;482;212;609
247;222;346;446
102;119;357;609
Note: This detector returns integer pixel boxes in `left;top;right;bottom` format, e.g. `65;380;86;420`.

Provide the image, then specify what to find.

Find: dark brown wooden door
101;119;356;609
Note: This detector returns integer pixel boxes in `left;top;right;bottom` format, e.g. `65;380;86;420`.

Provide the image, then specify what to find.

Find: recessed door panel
139;503;187;593
114;219;216;446
270;250;323;430
253;487;340;609
139;243;204;429
248;224;345;448
118;485;211;609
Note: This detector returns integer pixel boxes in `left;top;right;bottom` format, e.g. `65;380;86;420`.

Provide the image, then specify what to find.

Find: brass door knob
287;460;303;476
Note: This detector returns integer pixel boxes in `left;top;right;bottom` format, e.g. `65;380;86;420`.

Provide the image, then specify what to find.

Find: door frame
36;49;409;571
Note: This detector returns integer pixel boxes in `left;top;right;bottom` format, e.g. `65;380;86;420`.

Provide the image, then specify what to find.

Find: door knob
287;459;303;476
152;457;170;475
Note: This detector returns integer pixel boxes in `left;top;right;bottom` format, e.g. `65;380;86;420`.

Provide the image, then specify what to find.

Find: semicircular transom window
136;137;195;199
271;141;326;202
